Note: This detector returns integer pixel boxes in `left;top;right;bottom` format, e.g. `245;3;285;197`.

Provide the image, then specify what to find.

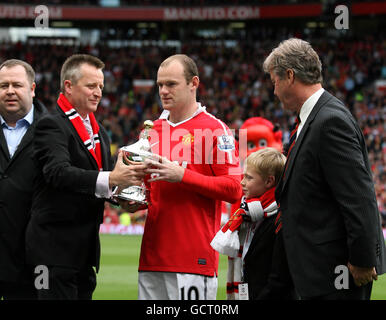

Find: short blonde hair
245;148;286;185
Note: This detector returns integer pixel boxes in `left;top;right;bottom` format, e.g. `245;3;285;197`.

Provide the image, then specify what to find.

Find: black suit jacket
243;216;294;300
0;99;47;283
26;104;112;272
275;90;386;298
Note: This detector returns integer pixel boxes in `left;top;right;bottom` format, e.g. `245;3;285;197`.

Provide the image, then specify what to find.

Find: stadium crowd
0;35;384;223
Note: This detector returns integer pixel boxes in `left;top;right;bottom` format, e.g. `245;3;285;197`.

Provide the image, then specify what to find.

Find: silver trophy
114;120;154;204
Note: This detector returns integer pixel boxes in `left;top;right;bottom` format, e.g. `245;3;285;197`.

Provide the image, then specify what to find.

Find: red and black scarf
57;93;103;171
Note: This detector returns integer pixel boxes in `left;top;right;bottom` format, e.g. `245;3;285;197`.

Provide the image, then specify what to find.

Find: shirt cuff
95;171;112;198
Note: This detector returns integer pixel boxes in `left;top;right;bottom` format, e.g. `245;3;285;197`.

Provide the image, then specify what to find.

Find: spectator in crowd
25;54;146;300
0;59;47;300
103;202;120;224
263;37;385;300
129;54;242;300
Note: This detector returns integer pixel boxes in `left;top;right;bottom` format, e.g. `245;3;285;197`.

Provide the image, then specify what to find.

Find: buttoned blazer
275;90;386;297
243;216;295;300
26;104;112;271
0;99;47;282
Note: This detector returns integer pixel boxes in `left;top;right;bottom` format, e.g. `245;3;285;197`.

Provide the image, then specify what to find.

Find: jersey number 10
180;286;199;300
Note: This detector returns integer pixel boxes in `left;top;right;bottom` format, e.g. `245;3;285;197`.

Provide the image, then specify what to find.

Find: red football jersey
139;104;242;276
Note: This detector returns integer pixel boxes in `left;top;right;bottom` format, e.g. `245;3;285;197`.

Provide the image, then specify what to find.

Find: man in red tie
263;38;385;300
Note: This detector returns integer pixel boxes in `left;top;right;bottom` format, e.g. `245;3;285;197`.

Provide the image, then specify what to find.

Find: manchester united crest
182;133;194;146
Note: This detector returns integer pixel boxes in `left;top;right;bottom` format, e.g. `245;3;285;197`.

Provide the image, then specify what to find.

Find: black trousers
302;281;373;300
37;266;96;300
0;281;37;300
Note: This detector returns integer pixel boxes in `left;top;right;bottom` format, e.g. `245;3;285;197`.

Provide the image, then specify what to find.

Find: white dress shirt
81;115;112;199
297;88;325;139
0;105;34;157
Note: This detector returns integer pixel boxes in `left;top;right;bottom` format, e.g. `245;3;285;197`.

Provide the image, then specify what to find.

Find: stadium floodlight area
8;27;81;42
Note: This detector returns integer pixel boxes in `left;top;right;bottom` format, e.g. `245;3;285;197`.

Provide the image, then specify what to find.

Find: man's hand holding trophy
113;120;155;212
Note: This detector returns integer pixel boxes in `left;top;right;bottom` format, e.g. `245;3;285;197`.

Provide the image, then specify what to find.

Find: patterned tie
83;117;95;149
283;115;300;178
275;115;300;234
275;115;301;233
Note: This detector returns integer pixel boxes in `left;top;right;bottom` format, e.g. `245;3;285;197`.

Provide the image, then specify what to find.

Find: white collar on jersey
159;102;206;127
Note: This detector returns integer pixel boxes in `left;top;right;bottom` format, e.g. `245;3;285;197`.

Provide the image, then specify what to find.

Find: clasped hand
144;154;185;183
348;262;378;287
114;153;184;212
109;150;147;190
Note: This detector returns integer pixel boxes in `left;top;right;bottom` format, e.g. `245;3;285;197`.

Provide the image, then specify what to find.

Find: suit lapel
0;126;10;162
281;91;334;193
9;100;46;163
57;106;101;171
99;129;110;171
0;105;40;165
244;218;274;260
11;123;35;161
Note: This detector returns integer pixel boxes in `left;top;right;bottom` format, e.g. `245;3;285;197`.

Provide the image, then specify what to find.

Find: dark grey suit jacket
0;99;47;283
26;104;112;272
275;90;386;298
243;216;295;300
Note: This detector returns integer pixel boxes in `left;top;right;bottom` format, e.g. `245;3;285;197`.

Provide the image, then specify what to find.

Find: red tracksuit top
139;104;242;276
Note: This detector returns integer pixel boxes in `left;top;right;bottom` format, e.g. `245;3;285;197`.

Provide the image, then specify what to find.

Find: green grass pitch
93;234;386;300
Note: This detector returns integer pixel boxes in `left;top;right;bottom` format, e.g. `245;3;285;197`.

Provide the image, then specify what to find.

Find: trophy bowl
113;120;154;204
115;185;148;204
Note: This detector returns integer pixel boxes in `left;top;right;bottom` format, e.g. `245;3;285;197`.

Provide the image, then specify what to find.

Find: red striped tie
275;210;282;234
283;115;300;179
276;116;301;233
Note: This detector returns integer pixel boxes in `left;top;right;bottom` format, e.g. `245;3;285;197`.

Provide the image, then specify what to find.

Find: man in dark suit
25;54;146;300
0;59;47;300
262;38;386;300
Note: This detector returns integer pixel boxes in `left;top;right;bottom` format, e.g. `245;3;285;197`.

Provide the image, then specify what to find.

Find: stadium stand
0;1;383;225
8;0;321;6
